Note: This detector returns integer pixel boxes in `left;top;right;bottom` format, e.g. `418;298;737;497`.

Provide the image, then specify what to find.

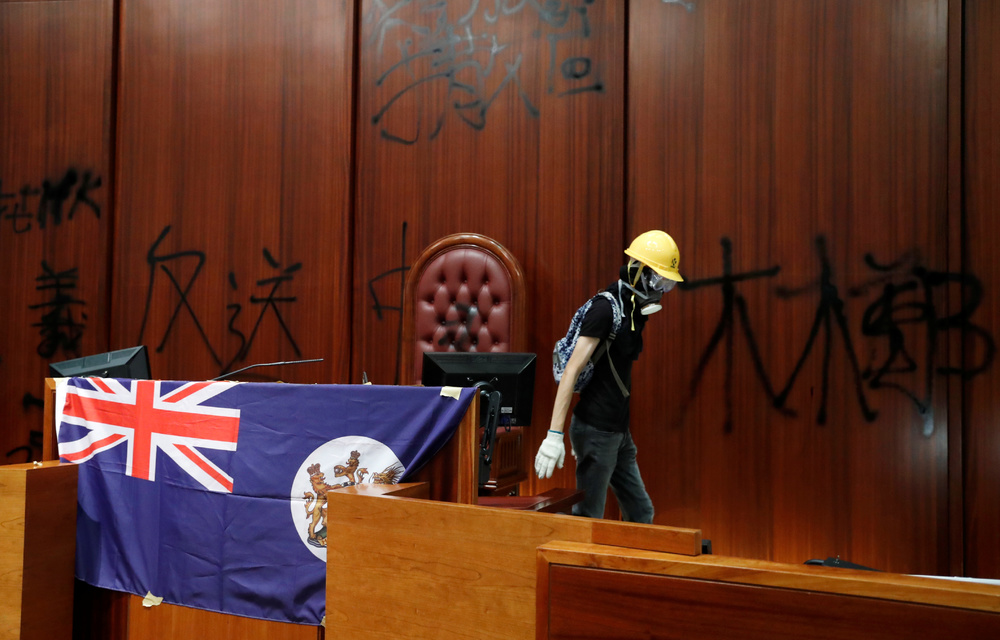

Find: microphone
211;358;324;381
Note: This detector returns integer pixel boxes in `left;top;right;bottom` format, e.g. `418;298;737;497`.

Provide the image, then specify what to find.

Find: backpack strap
605;348;630;398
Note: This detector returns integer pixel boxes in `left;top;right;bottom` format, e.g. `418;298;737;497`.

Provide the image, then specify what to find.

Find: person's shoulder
580;294;614;336
586;293;615;316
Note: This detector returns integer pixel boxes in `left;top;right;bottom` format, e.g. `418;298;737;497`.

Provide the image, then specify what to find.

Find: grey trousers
568;415;654;523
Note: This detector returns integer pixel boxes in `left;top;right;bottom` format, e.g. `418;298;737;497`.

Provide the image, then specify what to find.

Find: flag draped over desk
55;378;475;625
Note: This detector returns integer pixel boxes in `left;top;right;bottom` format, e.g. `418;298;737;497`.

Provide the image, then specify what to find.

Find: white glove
534;430;566;479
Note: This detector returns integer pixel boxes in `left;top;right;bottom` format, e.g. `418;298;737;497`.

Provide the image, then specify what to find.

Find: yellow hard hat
624;230;683;282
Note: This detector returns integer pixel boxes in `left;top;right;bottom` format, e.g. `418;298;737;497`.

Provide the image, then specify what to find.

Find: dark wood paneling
962;0;1000;579
4;0;997;592
629;0;951;574
0;0;113;465
546;564;1000;639
123;595;319;640
112;0;354;384
353;0;626;491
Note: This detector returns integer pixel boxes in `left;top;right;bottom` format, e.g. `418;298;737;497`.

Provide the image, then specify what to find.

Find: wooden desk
537;541;1000;639
478;487;583;513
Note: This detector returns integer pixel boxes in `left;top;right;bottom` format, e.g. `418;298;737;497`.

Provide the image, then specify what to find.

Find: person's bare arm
548;335;599;434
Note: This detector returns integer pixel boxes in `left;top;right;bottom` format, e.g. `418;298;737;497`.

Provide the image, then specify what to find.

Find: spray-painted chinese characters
223;249;303;373
30;261;87;359
678;236;994;434
3;168;102;462
850;250;995;435
139;225;221;365
0;170;102;233
366;0;604;143
136;225;304;376
675;237;789;433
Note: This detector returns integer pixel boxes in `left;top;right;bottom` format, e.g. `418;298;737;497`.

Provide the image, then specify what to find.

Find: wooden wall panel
541;543;1000;640
963;0;1000;579
629;0;952;574
0;0;113;466
353;0;625;489
112;0;354;384
4;0;998;595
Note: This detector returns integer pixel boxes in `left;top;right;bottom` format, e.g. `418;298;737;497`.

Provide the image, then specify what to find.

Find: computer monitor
49;346;151;380
421;351;536;427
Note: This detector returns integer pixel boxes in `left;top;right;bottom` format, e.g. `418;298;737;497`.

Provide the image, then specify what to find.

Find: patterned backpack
552;291;629;396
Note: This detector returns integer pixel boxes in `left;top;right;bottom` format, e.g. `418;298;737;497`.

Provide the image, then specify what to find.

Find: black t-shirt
573;282;648;432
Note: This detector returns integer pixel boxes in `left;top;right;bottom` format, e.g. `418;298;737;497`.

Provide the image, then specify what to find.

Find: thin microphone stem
211;358;324;381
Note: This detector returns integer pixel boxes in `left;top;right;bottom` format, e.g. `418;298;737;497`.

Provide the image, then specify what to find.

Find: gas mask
621;265;676;315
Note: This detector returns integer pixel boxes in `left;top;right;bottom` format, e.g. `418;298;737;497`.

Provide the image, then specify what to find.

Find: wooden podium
325;489;702;639
0;461;77;640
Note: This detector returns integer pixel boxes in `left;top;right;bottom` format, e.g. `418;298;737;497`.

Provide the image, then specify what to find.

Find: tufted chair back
401;233;526;384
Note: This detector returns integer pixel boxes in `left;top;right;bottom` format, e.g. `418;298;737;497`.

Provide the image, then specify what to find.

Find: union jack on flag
57;378;242;493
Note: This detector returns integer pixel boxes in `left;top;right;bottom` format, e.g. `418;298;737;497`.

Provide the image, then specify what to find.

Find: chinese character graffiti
850;250;996;435
675;237;790;432
366;0;605;143
138;225;222;365
0;169;102;234
677;235;994;434
29;261;87;358
222;248;304;373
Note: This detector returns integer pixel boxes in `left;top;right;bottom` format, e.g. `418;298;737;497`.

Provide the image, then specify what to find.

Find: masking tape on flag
439;386;462;400
142;592;163;608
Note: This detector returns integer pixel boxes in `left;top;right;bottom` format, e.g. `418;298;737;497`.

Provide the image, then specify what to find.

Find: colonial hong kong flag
56;378;475;625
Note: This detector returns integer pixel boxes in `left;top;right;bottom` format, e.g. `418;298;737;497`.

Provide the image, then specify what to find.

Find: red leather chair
401;233;528;495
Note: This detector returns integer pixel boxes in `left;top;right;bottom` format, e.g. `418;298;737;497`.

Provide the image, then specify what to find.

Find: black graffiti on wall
771;236;879;426
367;222;410;384
136;225;305;376
222;249;303;373
0;169;102;233
674;237;791;433
849;250;996;435
366;0;603;143
29;261;87;359
138;225;221;365
678;236;995;434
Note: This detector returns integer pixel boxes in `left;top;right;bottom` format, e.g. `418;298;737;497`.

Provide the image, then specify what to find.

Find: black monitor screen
421;351;536;427
49;346;151;380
